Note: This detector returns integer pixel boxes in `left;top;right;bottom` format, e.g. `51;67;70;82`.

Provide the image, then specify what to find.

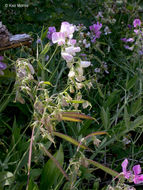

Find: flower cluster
121;18;143;54
51;22;91;83
0;56;7;75
122;159;143;184
89;22;102;43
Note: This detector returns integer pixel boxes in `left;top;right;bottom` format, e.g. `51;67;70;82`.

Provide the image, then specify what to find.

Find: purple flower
0;56;4;61
89;22;102;34
126;38;134;42
133;165;143;184
122;159;143;184
134;29;139;34
124;45;134;51
47;27;56;40
89;22;102;43
121;38;127;42
36;38;41;44
0;62;7;70
133;19;141;28
121;38;134;43
45;55;49;61
128;24;132;29
0;61;7;75
122;159;132;179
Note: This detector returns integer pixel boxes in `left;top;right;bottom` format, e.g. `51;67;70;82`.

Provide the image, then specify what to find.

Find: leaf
126;75;137;91
61;116;82;122
124;106;130;129
40;144;67;190
95;81;104;98
41;28;49;41
53;132;92;151
130;97;142;116
40;43;50;55
86;159;119;177
40;81;54;86
27;178;39;190
66;100;85;103
105;90;120;109
62;112;94;120
85;131;108;139
100;107;110;130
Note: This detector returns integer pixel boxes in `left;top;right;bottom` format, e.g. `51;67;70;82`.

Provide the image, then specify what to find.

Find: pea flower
133;19;141;28
89;22;102;43
60;22;75;39
36;38;41;44
52;32;65;46
61;46;81;62
61;52;73;62
121;159;143;184
80;61;91;68
133;165;143;184
47;27;56;40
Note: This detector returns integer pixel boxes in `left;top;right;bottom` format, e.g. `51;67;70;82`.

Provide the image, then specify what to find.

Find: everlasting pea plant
121;18;143;55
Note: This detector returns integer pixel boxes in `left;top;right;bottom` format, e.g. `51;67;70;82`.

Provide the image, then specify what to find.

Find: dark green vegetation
0;0;143;190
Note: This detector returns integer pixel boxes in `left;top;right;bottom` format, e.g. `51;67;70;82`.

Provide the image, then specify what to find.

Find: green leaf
41;28;49;41
130;97;142;116
40;43;50;55
100;107;110;130
124;106;130;129
86;159;119;177
66;100;85;103
27;178;39;190
126;75;137;91
40;144;64;190
53;132;92;151
62;112;94;120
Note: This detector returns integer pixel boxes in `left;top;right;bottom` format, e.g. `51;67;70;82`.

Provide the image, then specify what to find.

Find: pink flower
67;39;76;46
60;22;75;39
121;159;132;179
133;165;143;184
121;159;143;184
52;32;65;46
133;19;141;28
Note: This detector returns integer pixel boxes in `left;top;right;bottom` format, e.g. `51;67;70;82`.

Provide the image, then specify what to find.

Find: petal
0;62;7;70
121;159;128;173
80;61;91;68
133;165;141;175
52;32;65;45
133;174;143;184
0;56;4;61
61;52;73;62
